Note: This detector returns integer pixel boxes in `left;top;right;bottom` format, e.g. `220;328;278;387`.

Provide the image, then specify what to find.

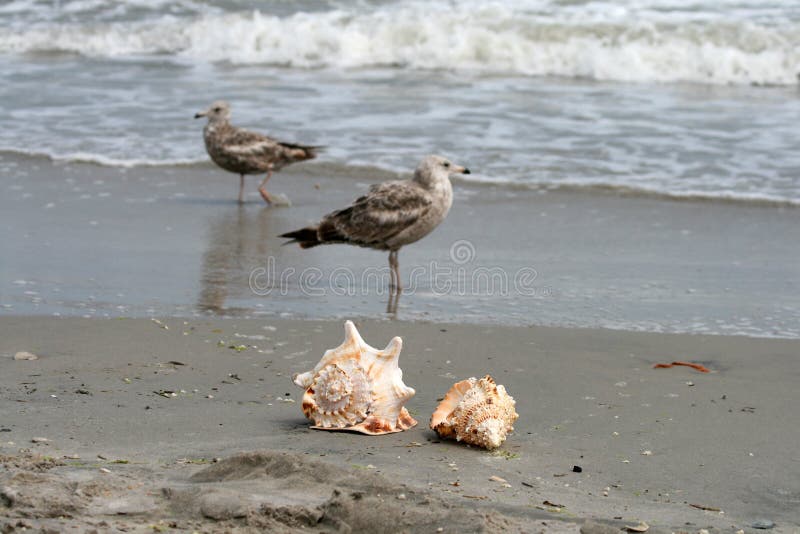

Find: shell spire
293;321;417;435
430;375;518;449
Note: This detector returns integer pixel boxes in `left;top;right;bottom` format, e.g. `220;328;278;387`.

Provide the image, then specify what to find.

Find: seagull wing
222;128;319;163
319;180;433;248
220;128;281;158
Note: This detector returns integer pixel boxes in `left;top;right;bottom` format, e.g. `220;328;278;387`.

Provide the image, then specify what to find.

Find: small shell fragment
430;375;518;449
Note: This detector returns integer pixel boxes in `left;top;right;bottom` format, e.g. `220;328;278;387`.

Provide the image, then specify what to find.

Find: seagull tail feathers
280;142;325;162
279;226;322;248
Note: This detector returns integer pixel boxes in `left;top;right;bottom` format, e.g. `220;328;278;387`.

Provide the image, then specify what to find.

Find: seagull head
414;155;470;186
194;100;231;122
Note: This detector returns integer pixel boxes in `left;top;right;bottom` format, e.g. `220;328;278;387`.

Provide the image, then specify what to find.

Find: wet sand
1;317;798;532
2;153;799;337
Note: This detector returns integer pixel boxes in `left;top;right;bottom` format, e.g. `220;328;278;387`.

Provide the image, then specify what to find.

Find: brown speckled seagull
195;101;320;205
280;155;470;306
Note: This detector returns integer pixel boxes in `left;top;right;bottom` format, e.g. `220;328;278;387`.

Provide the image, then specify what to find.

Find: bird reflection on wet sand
197;206;274;314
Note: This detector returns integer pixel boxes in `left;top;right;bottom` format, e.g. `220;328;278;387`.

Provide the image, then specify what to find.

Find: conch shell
430;375;518;449
293;321;417;435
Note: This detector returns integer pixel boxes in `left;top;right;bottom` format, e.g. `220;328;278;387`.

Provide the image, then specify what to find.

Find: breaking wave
0;148;206;168
1;1;799;86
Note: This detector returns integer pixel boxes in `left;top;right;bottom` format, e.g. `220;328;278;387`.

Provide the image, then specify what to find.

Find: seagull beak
454;165;470;175
194;112;206;119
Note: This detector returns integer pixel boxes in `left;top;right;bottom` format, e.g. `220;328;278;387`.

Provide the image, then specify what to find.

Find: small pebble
751;519;775;530
31;437;49;443
14;351;39;361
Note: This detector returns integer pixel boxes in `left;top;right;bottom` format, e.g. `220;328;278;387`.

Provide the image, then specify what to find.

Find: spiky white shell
429;375;518;449
293;321;417;435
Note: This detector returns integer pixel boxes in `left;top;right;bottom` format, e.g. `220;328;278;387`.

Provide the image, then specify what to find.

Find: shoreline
4;150;800;208
2;153;798;338
1;316;799;531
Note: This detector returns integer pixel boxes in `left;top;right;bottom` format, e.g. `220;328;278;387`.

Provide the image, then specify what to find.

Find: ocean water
1;0;800;203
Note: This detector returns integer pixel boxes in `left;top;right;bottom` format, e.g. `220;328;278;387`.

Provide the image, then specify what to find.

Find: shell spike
343;320;364;346
382;336;402;361
293;371;313;388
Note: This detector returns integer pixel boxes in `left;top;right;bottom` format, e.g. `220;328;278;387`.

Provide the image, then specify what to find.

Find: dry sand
1;317;798;533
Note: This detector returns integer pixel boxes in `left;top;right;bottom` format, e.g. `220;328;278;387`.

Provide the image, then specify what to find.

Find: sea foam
1;1;798;86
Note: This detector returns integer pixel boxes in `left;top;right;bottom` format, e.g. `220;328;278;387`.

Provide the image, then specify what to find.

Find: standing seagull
280;155;470;308
195;101;320;205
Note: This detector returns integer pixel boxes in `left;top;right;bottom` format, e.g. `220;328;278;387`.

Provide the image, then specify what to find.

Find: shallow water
2;156;798;338
1;0;799;203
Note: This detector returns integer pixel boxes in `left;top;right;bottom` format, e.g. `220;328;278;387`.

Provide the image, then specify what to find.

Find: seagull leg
258;170;274;205
388;251;396;291
389;250;402;293
388;252;397;314
387;251;401;315
238;174;245;204
386;290;397;315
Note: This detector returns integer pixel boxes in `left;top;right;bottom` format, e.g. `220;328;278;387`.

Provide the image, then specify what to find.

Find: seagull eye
443;162;450;168
213;107;221;112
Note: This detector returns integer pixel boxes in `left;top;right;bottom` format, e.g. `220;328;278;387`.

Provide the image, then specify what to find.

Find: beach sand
1;317;798;532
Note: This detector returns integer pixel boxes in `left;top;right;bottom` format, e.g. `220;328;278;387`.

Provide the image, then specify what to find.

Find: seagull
279;155;470;308
195;101;320;205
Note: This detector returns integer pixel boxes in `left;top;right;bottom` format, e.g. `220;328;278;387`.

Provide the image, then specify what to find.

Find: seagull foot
269;193;292;207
